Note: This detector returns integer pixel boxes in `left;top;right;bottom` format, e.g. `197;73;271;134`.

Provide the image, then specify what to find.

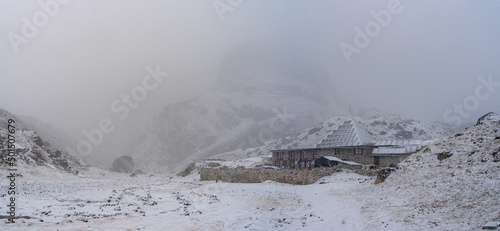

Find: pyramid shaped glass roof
316;119;375;147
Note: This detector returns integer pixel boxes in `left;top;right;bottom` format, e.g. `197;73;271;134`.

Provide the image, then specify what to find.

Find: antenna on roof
350;104;352;117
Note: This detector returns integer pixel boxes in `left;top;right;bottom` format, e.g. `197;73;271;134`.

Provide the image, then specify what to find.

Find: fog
1;0;499;152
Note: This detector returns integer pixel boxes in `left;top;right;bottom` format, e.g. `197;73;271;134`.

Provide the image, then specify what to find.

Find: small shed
315;156;339;167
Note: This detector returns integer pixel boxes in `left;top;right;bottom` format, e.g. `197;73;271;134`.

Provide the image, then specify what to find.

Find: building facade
271;119;421;169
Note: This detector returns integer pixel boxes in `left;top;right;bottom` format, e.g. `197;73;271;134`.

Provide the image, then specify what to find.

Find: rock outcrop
111;156;135;173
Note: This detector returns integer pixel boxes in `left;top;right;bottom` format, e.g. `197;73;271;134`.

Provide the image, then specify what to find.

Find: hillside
359;112;500;230
0;108;82;173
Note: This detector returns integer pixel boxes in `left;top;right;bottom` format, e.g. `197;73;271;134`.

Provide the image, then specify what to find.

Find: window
288;151;294;160
313;149;319;159
278;152;284;160
335;148;340;155
300;161;305;169
275;161;280;167
290;161;295;169
355;148;363;155
300;150;306;160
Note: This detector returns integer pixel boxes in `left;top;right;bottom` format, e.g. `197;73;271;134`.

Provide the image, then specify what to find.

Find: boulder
130;169;145;177
476;112;498;125
111;156;135;173
32;134;44;147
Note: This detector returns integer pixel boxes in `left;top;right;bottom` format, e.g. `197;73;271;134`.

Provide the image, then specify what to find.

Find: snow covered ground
1;165;385;230
2;144;498;231
1;110;497;230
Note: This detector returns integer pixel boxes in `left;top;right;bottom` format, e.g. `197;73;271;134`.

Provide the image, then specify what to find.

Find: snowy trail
1;166;380;231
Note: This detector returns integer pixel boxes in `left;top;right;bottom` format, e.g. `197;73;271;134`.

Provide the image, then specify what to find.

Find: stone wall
200;166;377;185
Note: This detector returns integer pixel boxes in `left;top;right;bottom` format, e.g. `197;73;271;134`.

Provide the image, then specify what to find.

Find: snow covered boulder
476;112;499;126
111;155;135;173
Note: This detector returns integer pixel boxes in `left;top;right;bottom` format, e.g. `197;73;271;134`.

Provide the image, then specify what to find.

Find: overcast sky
1;0;499;135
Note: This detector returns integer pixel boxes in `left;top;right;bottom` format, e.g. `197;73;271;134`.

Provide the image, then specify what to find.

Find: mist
1;0;500;163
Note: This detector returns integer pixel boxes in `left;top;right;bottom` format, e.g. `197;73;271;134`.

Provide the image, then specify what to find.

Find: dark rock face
53;159;69;170
375;168;395;184
111;156;135;173
33;134;44;147
492;149;500;162
178;163;196;177
395;130;413;139
476;112;498;125
437;152;453;161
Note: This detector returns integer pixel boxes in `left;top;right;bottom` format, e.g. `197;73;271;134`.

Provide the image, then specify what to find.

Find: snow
1;113;498;230
2;107;494;230
358;113;500;230
1;166;383;230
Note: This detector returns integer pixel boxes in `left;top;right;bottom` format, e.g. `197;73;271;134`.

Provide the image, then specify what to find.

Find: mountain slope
0;108;82;172
360;112;500;230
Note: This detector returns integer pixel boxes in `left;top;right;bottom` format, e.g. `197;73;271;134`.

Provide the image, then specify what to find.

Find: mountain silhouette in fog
129;41;343;173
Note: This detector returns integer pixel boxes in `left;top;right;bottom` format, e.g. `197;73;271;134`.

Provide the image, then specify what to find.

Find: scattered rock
32;134;44;147
207;162;222;168
53;159;70;170
492;149;500;162
54;150;62;158
389;163;399;170
374;168;395;184
308;127;321;135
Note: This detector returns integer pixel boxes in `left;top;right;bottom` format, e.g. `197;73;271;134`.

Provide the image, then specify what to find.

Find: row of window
277;148;363;159
276;150;320;160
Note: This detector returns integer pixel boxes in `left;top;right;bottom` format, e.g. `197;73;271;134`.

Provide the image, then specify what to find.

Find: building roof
316;119;374;148
374;140;422;146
